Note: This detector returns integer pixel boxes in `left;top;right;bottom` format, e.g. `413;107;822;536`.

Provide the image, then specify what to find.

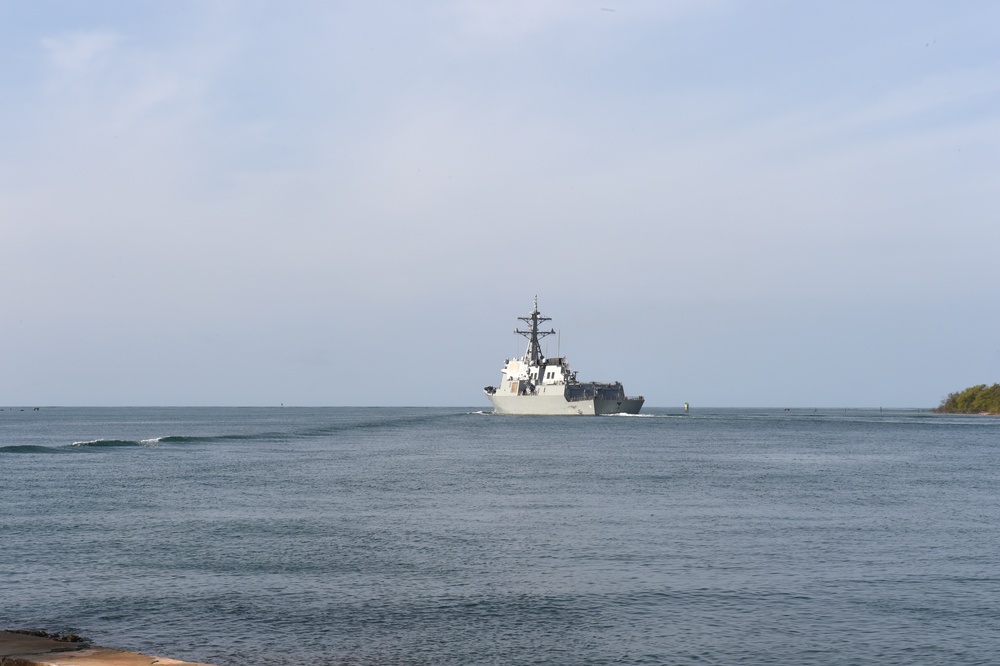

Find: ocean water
1;406;998;666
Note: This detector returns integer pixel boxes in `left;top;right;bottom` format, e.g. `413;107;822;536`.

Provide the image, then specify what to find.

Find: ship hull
489;394;644;416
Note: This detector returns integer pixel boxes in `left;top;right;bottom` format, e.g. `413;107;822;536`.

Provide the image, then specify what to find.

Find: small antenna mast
515;295;555;363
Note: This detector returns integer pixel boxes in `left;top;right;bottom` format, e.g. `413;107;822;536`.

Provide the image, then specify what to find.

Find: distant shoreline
933;410;1000;416
935;383;1000;415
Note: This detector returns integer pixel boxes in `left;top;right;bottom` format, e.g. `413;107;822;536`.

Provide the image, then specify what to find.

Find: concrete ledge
0;631;213;666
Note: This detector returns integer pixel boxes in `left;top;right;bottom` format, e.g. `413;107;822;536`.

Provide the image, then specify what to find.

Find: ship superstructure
483;298;644;415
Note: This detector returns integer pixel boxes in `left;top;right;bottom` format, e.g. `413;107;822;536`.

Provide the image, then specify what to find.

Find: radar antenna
515;296;556;364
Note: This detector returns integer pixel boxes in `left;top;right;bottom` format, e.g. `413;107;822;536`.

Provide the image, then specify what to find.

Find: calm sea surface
1;407;998;665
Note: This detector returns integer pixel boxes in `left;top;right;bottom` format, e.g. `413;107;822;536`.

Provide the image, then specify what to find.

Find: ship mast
515;296;555;364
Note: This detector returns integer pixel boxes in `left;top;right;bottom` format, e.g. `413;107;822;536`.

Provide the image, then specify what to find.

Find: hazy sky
2;1;998;408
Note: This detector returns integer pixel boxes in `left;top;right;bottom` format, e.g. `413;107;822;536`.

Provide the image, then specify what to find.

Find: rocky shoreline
0;630;213;666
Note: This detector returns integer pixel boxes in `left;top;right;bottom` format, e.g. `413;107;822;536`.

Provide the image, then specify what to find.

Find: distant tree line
936;384;1000;414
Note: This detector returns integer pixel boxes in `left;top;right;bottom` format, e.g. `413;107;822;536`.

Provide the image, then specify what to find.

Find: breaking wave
70;439;147;448
54;411;471;452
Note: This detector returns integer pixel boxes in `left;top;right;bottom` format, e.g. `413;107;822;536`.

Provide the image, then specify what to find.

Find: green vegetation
936;384;1000;415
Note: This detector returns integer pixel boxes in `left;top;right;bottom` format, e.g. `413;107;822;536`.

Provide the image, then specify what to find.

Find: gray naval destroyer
484;298;644;415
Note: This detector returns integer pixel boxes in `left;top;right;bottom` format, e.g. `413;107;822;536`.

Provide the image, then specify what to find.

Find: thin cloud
41;30;121;72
